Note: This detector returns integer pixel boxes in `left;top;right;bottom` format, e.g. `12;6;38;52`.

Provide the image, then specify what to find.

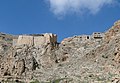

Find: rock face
104;20;120;43
0;21;120;83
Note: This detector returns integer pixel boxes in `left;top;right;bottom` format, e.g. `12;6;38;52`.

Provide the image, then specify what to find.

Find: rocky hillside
0;20;120;83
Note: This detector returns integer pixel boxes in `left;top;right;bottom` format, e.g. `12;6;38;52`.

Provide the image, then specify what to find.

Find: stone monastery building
13;33;57;46
13;32;104;46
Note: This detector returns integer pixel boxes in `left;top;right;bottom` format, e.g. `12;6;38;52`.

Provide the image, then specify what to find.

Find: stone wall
17;35;34;46
13;39;18;46
92;32;104;39
81;35;91;41
34;36;45;46
44;33;57;43
13;33;57;46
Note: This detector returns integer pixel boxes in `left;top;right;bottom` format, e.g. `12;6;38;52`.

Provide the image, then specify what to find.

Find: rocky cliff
0;20;120;83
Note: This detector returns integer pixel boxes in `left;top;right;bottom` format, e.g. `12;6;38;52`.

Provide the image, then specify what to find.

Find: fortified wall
13;33;57;46
13;32;104;46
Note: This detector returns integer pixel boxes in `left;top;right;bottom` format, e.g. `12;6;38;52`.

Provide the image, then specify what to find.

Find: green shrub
30;79;39;83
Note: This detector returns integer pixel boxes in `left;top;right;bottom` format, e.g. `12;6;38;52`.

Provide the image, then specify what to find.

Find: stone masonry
13;33;57;46
61;32;104;44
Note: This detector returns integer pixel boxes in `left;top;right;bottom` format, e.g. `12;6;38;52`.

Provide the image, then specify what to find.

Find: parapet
13;33;57;46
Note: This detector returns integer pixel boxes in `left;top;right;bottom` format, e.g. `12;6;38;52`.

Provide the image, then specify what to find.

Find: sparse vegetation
30;79;39;83
0;20;120;82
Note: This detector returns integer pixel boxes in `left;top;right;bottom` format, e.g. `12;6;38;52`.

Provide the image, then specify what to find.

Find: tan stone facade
92;32;104;39
17;35;34;46
13;33;57;46
61;32;104;44
80;35;91;41
13;39;18;46
33;36;45;46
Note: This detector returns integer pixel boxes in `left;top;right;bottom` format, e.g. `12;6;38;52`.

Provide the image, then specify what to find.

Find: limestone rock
0;20;120;82
14;59;25;76
104;20;120;43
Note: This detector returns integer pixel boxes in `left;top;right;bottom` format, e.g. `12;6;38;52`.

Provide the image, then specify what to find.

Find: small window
87;36;89;39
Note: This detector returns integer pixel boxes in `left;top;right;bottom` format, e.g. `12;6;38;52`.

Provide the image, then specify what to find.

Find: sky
0;0;120;42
